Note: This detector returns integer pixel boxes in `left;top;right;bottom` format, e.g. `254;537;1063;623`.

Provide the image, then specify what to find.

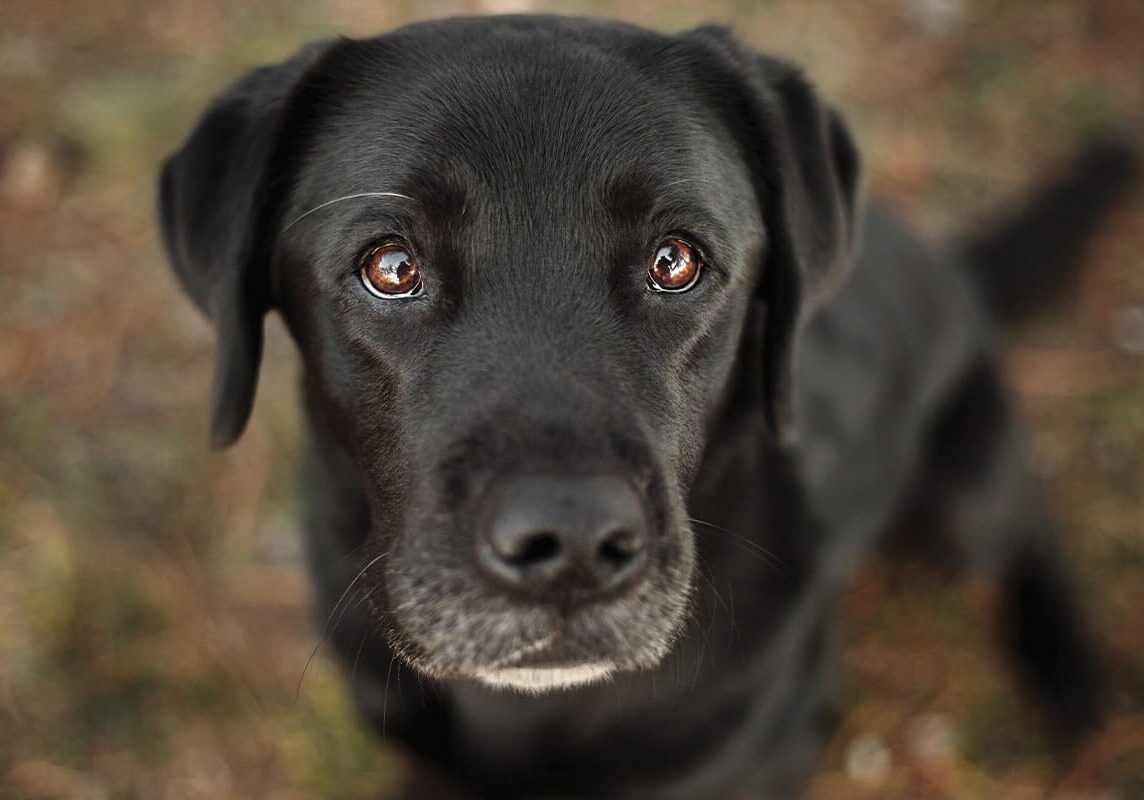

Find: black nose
478;475;650;603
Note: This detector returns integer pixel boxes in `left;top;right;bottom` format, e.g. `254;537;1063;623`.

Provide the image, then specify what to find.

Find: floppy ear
158;43;329;447
684;28;862;443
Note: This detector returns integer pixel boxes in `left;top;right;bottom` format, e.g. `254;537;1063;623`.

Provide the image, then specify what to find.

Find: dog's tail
960;138;1140;319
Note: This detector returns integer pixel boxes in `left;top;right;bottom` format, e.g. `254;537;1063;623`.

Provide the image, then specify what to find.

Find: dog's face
159;17;860;692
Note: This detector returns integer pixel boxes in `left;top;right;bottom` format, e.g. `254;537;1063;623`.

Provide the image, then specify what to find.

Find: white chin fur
473;662;614;693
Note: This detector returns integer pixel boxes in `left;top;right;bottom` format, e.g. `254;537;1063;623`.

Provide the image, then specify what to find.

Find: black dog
159;16;1136;798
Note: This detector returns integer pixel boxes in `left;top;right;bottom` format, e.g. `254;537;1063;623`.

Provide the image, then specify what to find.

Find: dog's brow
282;192;415;233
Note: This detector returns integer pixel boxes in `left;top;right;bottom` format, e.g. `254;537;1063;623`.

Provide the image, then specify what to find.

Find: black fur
158;16;1132;798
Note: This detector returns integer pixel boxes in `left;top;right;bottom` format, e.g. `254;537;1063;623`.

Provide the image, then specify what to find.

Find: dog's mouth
466;632;616;693
387;604;656;692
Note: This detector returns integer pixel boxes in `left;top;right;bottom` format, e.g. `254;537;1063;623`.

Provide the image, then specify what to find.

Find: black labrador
158;16;1137;798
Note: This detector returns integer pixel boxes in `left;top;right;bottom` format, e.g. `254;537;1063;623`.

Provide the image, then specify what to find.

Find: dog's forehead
289;25;753;222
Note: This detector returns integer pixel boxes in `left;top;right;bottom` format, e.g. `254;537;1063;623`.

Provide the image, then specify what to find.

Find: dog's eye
646;237;700;293
360;242;423;298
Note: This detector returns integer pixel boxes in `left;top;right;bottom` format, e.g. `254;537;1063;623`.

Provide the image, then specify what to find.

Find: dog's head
159;17;860;692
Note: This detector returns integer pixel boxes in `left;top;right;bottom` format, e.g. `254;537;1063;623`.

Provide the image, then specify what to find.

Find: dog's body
159;16;1135;798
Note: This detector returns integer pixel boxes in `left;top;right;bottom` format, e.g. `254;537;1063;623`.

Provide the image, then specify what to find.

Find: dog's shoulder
793;204;985;524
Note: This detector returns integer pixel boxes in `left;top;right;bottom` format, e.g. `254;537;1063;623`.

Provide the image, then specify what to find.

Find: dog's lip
468;632;620;692
480;630;617;673
484;633;559;670
472;662;615;693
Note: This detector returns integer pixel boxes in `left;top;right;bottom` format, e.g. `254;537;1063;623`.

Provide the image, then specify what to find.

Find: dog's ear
158;43;329;447
683;28;862;443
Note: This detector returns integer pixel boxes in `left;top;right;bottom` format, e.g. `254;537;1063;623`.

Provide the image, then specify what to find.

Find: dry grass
1;1;1142;797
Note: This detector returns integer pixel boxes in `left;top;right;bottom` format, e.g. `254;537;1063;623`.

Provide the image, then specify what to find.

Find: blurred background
1;0;1142;797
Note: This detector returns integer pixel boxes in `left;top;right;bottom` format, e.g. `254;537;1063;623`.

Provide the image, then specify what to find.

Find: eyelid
657;231;721;278
649;224;720;272
330;204;419;262
354;234;417;273
647;199;724;246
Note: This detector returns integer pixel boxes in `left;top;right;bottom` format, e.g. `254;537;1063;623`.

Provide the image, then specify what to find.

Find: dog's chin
471;662;616;694
386;604;685;696
387;616;679;698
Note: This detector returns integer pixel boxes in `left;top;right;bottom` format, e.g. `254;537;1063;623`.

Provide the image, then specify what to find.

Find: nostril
482;527;568;590
478;475;650;597
505;531;562;567
596;529;643;571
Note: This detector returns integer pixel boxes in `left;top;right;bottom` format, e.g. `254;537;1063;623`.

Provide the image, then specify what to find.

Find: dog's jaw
472;662;615;693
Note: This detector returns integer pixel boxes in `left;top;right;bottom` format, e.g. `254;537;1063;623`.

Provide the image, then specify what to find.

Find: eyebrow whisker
282;191;415;233
660;178;720;189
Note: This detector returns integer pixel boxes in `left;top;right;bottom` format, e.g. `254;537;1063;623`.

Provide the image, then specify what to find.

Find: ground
1;1;1142;797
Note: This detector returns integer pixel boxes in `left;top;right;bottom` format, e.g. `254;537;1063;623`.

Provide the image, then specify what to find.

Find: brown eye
647;237;700;293
360;242;422;298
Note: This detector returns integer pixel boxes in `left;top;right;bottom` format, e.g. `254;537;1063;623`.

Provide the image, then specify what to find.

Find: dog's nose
478;475;650;602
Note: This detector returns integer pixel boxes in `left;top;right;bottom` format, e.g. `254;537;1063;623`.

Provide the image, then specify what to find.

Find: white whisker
282;191;415;232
